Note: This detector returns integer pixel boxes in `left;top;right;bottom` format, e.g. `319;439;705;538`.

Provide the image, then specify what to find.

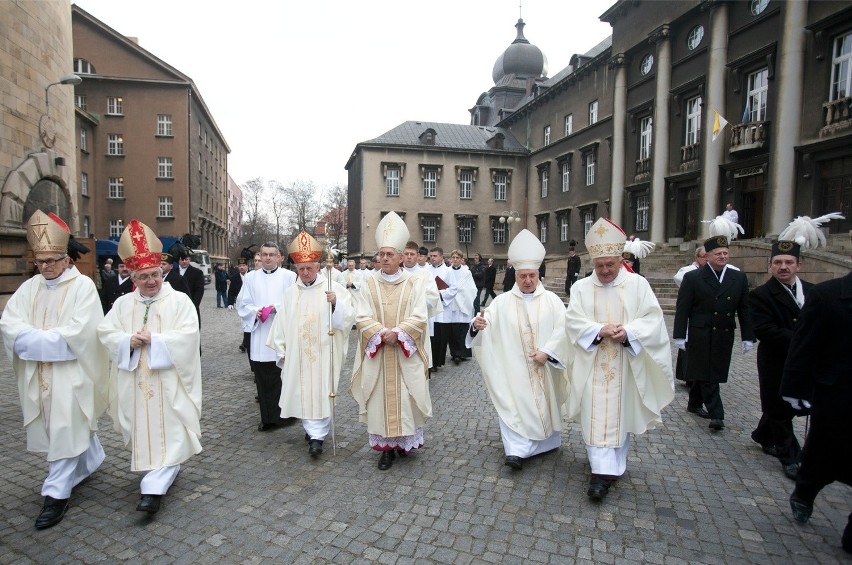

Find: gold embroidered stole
589;285;625;445
515;295;552;436
31;283;71;430
133;299;166;471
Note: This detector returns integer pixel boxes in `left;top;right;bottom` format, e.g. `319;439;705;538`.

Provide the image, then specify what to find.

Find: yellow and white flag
712;110;729;142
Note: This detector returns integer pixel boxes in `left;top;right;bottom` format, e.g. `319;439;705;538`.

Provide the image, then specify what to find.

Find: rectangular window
458;218;473;243
81;172;88;196
746;68;768;122
635;194;650;232
589;100;599;125
423;169;437;198
583;210;594;235
75;94;86;110
422;218;436;242
639;116;653;160
831;31;852;100
585;152;596;186
107;134;123;156
106;96;123;115
157;157;173;178
494;173;507;201
561;162;570;192
79;129;87;152
493;220;506;244
158;196;174;218
538;218;548;244
108;177;124;199
540;168;549;198
386;167;400;196
459;171;473;199
543;125;551;145
157;114;173;136
198;152;202;172
560;215;569;242
82;216;90;238
109;220;124;239
565;114;573;136
686;96;702;145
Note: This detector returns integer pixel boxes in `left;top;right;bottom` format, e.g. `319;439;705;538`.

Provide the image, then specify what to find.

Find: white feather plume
624;238;655;259
701;215;744;241
777;212;845;249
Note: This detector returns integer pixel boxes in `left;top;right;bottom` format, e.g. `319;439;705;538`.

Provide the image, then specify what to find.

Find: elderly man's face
696;249;708;267
769;255;801;285
593;256;622;284
34;253;69;281
359;259;367;269
516;269;539;293
707;247;729;270
402;248;418;268
134;267;163;297
347;260;356;271
377;247;402;275
296;262;320;285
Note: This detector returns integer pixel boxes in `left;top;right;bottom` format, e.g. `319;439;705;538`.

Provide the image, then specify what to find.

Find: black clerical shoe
378;450;395;470
136;494;162;514
782;462;799;481
708;419;725;431
587;477;613;501
504;456;522;470
308;439;323;457
238;345;246;353
687;406;710;419
789;493;812;523
35;496;69;529
452;356;461;365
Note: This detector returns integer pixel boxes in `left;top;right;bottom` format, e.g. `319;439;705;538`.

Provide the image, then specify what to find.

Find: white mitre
585;218;626;259
375;211;410;251
507;229;545;270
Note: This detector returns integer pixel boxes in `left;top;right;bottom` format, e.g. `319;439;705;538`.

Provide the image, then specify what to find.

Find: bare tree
321;183;348;254
283;180;322;236
268;180;287;248
238;177;274;254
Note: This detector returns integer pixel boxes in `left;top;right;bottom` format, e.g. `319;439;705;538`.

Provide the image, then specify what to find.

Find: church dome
492;18;548;84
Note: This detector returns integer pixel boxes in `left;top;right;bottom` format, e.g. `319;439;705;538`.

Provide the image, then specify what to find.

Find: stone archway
0;148;73;233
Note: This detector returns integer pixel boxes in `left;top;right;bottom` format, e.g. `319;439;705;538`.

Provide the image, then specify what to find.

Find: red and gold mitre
118;219;163;271
26;209;71;254
288;231;323;264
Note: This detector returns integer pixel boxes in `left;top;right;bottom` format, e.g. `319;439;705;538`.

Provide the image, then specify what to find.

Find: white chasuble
267;274;354;419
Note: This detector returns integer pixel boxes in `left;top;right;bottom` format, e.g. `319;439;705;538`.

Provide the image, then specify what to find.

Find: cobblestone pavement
1;291;849;564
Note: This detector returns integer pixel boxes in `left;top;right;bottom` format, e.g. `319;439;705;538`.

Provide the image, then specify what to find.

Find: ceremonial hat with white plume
777;212;845;250
702;214;744;242
622;237;655;262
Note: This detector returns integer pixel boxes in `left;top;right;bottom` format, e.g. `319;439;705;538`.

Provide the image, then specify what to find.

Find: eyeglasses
376;251;397;259
34;256;67;267
133;272;162;283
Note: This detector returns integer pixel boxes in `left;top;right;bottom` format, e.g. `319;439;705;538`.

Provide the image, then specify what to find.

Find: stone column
767;0;806;235
650;25;671;243
609;54;627;226
701;2;728;237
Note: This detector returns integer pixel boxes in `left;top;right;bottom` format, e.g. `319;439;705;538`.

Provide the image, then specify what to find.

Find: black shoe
258;422;277;431
587;478;613;501
308;439;323;457
789;494;812;523
238;345;246;353
452;357;460;365
687;406;710;419
35;496;69;529
762;445;782;457
709;419;725;431
136;494;162;514
378;450;396;470
782;462;799;480
504;456;522;470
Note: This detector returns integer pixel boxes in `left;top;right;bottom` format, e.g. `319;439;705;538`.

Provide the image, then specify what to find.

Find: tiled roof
362;121;527;153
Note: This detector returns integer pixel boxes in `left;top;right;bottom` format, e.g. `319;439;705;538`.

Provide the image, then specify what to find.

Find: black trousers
751;413;801;465
253;361;282;425
432;323;450;367
448;323;471;359
688;382;724;420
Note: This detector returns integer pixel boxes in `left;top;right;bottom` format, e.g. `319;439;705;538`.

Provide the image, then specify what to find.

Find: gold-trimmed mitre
26;209;70;254
507;229;545;270
375;211;409;251
288;231;324;264
585;218;626;259
118;219;163;272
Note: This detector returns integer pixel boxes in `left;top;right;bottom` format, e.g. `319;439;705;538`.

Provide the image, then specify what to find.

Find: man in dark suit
781;269;852;555
160;253;191;297
673;235;755;431
177;251;204;325
565;245;581;297
748;241;812;480
502;261;515;293
102;261;133;313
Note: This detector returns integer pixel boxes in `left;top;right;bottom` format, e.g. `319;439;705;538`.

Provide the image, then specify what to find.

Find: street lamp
45;74;82;113
499;210;521;225
40;74;82;148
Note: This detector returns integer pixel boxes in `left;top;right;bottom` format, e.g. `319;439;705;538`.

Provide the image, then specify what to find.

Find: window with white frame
540;168;549;198
458;218;473;243
73;58;94;75
831;31;852;100
81;172;88;196
423;169;437;198
565;114;573;136
584;151;596;186
537;217;548;243
106;96;123;115
422;217;437;243
589;100;599;125
583;209;595;235
560;214;569;242
746;68;768;122
459;170;473;199
109;220;123;239
75;94;86;110
79;128;87;152
157;114;173;136
494;173;507;201
198;152;202;172
639;116;653;160
635;194;650;231
108;177;124;199
686;96;702;145
82;216;90;238
492;218;506;244
157;157;173;178
543;125;551;145
561;161;570;192
158;196;174;218
386;167;400;196
107;134;123;156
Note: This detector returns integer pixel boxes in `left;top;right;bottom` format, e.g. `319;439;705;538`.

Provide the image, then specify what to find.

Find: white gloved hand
227;305;234;311
742;341;754;354
674;339;686;351
782;396;811;410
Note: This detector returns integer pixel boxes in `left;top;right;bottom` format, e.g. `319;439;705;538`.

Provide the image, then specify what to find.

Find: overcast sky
74;0;613;191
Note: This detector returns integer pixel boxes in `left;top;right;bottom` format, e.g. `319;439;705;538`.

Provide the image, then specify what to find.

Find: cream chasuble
266;273;354;419
564;270;674;448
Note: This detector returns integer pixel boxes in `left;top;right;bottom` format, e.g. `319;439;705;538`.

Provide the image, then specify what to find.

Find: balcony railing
730;120;769;155
634;157;651;183
820;96;852;137
680;143;700;171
